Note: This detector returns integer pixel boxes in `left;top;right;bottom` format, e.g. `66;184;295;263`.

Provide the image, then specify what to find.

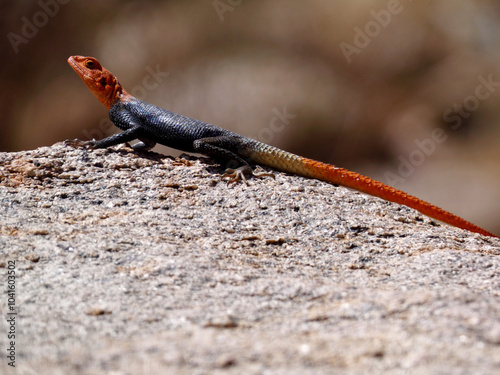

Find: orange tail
299;158;497;237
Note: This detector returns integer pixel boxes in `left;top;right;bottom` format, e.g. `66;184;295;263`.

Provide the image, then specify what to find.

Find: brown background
2;0;500;234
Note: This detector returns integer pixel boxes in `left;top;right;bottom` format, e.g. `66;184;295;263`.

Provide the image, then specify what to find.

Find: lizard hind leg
193;136;274;185
222;165;275;185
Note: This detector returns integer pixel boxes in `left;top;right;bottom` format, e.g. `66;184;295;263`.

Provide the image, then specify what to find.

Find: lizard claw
222;165;275;186
222;167;249;185
252;169;275;180
64;138;96;148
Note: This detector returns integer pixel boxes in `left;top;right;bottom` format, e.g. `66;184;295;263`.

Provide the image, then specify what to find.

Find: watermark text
6;260;17;368
7;0;70;54
213;0;243;22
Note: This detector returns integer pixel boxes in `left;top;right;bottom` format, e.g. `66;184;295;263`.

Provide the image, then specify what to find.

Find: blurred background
2;0;500;234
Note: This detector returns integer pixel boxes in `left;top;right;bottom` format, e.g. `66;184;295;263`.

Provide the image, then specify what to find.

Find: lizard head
68;55;129;109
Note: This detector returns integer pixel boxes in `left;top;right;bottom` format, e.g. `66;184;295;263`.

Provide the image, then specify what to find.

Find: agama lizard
67;55;497;238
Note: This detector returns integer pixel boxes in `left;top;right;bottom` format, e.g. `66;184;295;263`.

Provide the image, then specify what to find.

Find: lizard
66;55;498;238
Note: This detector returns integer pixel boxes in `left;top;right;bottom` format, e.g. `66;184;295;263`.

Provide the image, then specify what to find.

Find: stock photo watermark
339;0;412;63
81;64;169;142
384;73;500;185
257;106;296;144
213;0;243;22
7;0;70;54
442;74;500;129
224;105;296;171
5;260;17;368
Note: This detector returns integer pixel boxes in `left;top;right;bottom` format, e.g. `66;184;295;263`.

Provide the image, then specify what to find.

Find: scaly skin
68;56;131;108
67;55;498;238
246;142;497;237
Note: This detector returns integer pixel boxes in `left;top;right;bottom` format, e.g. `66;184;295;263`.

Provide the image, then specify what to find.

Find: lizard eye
85;60;95;68
100;77;107;87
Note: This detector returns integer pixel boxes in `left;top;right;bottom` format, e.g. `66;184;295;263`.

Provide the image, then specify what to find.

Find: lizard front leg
65;126;149;149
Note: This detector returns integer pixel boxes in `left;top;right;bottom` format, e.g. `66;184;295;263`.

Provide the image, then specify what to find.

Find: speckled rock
0;143;499;375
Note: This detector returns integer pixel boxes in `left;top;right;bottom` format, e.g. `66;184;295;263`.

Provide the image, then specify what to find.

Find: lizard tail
249;144;497;237
301;158;497;237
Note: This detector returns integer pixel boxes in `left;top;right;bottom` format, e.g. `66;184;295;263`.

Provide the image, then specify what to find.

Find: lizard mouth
68;56;92;78
67;56;85;74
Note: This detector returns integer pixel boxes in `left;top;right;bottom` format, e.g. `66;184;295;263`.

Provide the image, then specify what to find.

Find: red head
68;55;130;108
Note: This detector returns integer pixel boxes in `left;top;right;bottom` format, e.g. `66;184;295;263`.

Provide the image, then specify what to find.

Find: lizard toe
252;168;275;179
64;138;96;148
222;165;274;185
222;167;249;186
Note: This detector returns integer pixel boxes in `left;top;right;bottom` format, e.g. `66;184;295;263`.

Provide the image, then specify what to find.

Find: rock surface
0;143;499;374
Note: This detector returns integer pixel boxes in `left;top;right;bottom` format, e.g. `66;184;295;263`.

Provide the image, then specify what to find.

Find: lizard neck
118;87;133;104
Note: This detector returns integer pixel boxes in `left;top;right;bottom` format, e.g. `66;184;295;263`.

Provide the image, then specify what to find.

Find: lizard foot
64;138;96;148
222;165;275;185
